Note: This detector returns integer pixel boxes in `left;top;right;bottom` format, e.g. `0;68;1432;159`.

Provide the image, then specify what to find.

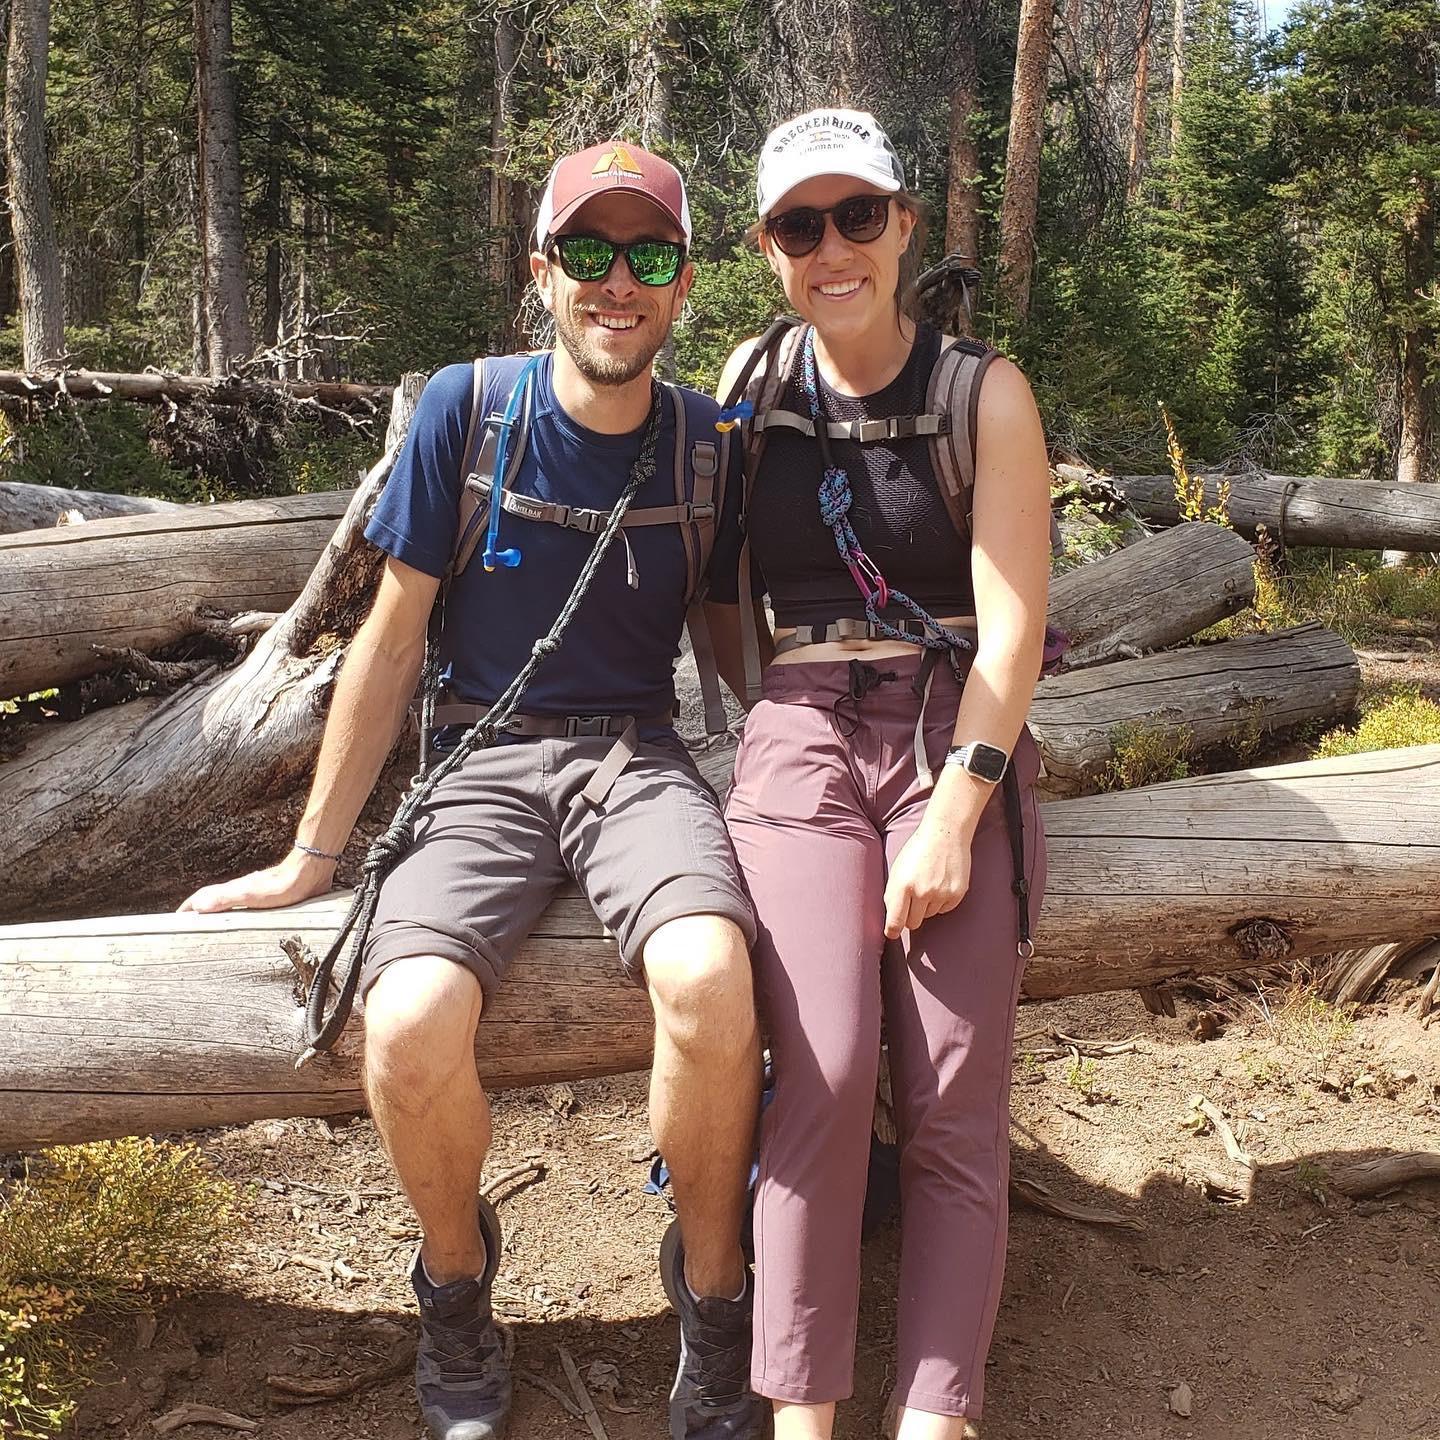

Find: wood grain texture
1029;623;1360;795
0;370;394;406
4;745;1436;1151
0;481;183;535
1047;521;1257;667
0;491;351;695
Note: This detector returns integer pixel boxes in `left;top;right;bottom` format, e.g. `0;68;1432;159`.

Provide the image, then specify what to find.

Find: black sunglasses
764;195;892;258
548;234;687;287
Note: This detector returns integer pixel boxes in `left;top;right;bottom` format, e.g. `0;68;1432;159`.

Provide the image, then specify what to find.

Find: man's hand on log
178;851;337;914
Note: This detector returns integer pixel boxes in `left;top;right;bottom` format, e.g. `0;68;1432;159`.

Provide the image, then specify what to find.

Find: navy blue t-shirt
365;354;745;721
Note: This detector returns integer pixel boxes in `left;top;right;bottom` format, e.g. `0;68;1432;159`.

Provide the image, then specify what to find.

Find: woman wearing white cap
711;109;1054;1439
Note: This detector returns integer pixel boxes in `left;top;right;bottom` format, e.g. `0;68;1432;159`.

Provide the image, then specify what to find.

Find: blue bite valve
483;544;523;572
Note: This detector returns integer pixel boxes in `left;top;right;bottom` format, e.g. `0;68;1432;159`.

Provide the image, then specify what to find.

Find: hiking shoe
411;1195;511;1440
660;1219;767;1440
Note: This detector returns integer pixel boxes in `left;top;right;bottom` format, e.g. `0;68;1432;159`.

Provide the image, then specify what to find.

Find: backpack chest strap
753;408;950;443
464;473;714;535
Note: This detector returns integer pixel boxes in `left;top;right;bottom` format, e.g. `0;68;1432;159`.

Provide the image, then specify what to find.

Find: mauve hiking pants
724;652;1047;1419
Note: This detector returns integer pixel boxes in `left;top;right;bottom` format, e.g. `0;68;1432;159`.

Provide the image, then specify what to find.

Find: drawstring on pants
827;649;1036;960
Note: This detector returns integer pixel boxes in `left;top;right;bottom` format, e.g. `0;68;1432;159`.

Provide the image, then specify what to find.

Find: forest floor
62;984;1440;1440
57;640;1440;1440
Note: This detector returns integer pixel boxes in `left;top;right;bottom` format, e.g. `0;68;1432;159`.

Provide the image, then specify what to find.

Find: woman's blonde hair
748;188;929;320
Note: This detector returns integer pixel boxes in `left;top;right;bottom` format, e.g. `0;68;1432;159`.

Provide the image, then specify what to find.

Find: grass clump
1313;686;1440;758
1102;720;1194;790
0;1138;241;1438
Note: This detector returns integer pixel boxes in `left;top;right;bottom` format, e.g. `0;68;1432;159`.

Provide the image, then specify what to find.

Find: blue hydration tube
484;352;545;571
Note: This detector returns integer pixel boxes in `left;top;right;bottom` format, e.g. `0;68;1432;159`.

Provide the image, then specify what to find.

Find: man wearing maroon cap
181;140;765;1440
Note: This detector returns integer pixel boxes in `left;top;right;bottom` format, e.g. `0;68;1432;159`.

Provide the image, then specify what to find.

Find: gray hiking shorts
359;732;756;1002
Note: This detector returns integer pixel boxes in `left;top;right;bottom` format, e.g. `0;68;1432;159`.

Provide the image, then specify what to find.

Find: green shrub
1102;720;1194;789
0;1138;241;1438
1314;686;1440;758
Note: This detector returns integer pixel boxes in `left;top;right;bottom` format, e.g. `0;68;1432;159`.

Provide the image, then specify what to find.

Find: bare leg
897;1410;979;1440
644;914;761;1299
364;955;491;1284
773;1401;837;1440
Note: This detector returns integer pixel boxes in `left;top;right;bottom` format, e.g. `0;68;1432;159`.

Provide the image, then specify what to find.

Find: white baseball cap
756;109;906;217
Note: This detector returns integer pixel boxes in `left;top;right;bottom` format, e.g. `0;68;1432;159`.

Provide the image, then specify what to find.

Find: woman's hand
883;816;974;940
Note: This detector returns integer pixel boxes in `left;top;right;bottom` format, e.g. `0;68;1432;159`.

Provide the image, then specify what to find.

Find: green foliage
1102;721;1194;790
0;404;204;501
0;1138;241;1438
1314;686;1440;758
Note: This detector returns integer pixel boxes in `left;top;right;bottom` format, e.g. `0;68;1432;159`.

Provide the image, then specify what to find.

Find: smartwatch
944;741;1009;784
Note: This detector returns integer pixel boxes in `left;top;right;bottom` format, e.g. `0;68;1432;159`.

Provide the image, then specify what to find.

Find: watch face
970;743;1008;783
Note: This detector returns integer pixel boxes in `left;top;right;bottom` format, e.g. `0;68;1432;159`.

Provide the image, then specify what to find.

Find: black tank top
747;323;975;629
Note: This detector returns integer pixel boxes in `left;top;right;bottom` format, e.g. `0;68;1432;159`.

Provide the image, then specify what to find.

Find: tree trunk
0;481;183;535
945;0;983;278
1169;0;1184;152
996;0;1057;322
1;492;350;696
194;0;253;374
5;741;1438;1150
1126;0;1153;201
1029;623;1359;797
4;0;64;369
1080;465;1440;552
1392;183;1435;497
1047;520;1256;667
129;0;147;310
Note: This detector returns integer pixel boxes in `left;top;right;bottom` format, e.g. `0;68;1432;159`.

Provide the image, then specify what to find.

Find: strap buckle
564;714;613;738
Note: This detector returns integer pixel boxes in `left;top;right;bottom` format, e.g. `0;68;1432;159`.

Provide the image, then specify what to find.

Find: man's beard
552;303;669;386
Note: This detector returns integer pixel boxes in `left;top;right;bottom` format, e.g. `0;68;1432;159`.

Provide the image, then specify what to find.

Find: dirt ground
64;978;1440;1440
52;636;1440;1440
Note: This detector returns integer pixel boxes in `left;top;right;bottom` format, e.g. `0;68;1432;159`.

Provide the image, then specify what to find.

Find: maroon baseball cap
535;141;692;247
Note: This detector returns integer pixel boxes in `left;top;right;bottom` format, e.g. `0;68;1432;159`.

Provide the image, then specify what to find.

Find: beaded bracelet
294;841;344;863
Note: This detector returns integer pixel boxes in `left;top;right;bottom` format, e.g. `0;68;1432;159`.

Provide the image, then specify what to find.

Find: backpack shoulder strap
928;337;1063;554
926;335;994;545
452;354;535;579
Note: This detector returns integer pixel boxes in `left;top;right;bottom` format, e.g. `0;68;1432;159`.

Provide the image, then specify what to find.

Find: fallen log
1065;464;1440;553
0;377;425;925
0;492;351;697
0;480;183;535
0;369;394;408
1047;521;1256;668
1029;623;1359;796
3;744;1437;1150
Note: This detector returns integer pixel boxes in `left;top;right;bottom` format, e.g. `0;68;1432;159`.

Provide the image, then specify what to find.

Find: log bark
3;743;1437;1151
0;513;1255;918
0;481;183;535
1047;520;1256;667
1;492;350;697
1029;623;1359;797
0;370;394;406
0;376;426;925
1095;467;1440;552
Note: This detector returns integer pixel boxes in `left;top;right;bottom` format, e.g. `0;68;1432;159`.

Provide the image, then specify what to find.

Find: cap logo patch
592;144;643;178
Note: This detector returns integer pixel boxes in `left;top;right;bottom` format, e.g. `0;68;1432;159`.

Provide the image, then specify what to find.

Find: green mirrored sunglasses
548;234;686;287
